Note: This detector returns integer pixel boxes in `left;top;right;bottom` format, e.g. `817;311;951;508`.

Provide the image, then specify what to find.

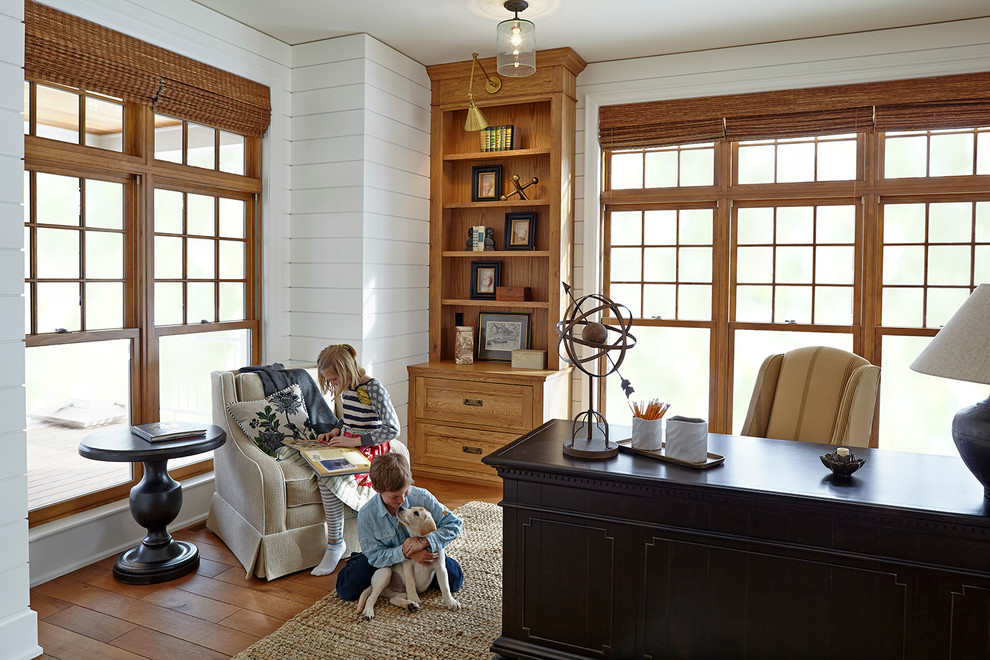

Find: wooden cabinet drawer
415;377;533;431
413;422;518;477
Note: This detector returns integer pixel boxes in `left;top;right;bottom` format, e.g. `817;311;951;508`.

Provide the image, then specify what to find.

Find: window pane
187;238;215;279
219;282;245;321
774;285;812;323
737;144;774;184
85;180;123;229
611;211;642;245
879;335;983;454
929;132;973;177
883;203;926;243
814;286;853;325
36;173;80;226
816;205;855;243
644;150;677;188
927;246;971;286
155;282;184;325
815;246;854;284
979;131;990;175
609;283;641;317
776;206;813;244
610;247;641;281
26;340;132;511
36;85;79;144
218;198;245;238
643;247;675;281
23;81;29;135
680;209;713;244
884;134;927;178
187;194;215;236
611;152;643;189
976;202;990;242
36;228;80;278
37;282;80;332
929;202;972;243
187;282;216;323
677;284;711;320
219;131;245;175
154;236;183;279
155;189;184;234
680;147;714;186
737;247;773;283
882;287;923;327
737;207;773;244
883;245;924;285
154;114;183;163
159;330;250;469
85;231;123;279
642;284;675;320
735;285;772;322
817;139;856;181
84;96;123;152
85;282;124;329
643;210;677;244
219;240;245;279
775;246;813;283
604;326;711;427
678;247;712;282
732;330;852;433
187;123;216;169
926;287;970;327
776;142;815;183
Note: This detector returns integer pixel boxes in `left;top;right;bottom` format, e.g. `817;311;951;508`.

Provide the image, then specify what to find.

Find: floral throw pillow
226;384;318;457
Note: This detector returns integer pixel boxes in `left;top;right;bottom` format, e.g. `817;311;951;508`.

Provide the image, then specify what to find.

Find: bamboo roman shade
24;1;271;137
600;72;990;150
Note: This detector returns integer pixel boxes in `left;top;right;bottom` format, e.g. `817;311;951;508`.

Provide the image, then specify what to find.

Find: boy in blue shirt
335;452;464;600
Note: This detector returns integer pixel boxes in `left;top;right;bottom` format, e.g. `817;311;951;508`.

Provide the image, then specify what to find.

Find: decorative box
511;349;546;369
496;286;529;301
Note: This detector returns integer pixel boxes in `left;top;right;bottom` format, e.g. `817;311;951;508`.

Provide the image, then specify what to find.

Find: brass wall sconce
465;52;501;132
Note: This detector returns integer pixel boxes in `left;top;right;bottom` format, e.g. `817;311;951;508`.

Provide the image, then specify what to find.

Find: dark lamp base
952;394;990;499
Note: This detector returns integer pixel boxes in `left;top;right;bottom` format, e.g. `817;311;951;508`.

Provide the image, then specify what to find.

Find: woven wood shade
600;72;990;150
25;1;271;137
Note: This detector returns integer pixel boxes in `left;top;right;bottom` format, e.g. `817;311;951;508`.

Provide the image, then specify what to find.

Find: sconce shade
496;16;536;77
465;101;489;131
910;284;990;385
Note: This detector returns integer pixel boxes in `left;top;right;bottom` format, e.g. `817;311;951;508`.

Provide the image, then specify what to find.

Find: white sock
311;540;346;576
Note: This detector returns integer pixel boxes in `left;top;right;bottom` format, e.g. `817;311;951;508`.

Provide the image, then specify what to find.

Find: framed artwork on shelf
470;261;502;300
477;312;531;361
471;164;502;202
504;212;536;250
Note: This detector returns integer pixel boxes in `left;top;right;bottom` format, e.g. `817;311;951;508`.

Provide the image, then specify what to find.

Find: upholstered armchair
740;346;881;448
206;369;408;580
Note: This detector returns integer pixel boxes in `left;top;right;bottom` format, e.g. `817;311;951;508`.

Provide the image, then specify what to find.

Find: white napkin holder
665;415;708;463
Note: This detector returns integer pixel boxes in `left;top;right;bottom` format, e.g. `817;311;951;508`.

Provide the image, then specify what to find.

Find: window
599;73;990;455
23;1;269;524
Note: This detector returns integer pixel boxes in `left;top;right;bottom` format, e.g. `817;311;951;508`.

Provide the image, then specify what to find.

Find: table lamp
910;283;990;497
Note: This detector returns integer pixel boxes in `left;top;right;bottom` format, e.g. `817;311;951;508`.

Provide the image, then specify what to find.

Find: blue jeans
335;552;464;601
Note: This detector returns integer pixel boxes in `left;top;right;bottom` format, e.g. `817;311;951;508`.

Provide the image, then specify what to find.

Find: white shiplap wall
570;17;990;414
289;34;430;430
0;1;35;657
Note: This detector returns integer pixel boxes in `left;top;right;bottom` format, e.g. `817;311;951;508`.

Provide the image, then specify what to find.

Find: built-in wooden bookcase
407;49;585;485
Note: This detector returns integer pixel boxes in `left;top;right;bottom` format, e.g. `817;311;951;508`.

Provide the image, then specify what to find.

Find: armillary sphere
556;283;636;459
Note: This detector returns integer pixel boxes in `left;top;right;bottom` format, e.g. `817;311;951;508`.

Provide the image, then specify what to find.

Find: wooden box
511;349;547;369
496;286;529;301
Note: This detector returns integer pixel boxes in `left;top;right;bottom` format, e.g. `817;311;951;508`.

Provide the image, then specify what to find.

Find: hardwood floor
30;476;503;660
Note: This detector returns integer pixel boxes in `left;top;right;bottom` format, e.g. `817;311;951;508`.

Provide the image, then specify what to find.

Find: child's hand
316;429;342;445
326;434;362;448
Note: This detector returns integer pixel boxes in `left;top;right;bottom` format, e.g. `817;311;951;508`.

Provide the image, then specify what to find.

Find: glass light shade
496;17;536;77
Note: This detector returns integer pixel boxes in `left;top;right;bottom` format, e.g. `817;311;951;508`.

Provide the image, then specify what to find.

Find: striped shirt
340;378;400;447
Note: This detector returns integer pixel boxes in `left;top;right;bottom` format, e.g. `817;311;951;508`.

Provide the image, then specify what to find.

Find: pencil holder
631;417;664;451
665;415;708;463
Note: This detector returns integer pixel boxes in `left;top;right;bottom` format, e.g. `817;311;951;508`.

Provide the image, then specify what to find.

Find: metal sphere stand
556;283;636;459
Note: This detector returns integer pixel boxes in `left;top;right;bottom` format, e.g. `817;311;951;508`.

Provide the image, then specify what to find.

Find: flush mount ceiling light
496;0;536;77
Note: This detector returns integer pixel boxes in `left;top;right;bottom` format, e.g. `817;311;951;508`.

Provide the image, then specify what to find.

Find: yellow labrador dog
355;506;461;620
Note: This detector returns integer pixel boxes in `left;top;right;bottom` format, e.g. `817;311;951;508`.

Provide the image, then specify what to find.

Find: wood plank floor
30;476;503;660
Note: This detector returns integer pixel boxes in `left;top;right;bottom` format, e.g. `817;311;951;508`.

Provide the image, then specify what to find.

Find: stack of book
132;421;207;443
480;124;515;152
469;225;486;251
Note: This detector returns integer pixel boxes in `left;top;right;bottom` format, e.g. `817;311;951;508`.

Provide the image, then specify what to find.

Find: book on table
281;436;372;477
132;421;208;442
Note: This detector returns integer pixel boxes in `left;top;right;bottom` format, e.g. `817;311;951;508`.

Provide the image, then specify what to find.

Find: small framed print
471;164;502;202
477;312;531;361
470;261;502;300
504;212;536;250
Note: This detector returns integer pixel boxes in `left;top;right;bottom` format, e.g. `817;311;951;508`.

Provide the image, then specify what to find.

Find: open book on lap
294;446;372;477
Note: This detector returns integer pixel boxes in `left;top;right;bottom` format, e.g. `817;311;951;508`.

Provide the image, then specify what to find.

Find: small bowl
820;451;866;477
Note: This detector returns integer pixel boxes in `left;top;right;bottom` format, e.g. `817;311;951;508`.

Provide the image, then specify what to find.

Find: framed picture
477;312;531;361
504;212;536;250
470;261;502;300
471;164;502;202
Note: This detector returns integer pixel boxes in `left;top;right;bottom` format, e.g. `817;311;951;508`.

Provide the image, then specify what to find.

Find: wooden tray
616;438;725;469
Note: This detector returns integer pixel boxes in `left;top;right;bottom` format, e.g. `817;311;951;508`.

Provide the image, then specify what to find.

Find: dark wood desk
79;425;226;584
483;419;990;660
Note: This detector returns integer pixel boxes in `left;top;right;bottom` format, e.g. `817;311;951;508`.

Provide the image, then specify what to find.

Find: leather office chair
740;346;880;447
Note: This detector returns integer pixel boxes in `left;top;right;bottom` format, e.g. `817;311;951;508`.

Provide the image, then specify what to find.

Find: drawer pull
462;445;483;454
463;398;483;407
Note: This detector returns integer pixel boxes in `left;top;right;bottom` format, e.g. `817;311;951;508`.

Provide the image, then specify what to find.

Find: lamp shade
910;283;990;385
496;17;536;77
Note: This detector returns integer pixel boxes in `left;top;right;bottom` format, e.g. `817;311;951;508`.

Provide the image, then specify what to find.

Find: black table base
114;458;199;584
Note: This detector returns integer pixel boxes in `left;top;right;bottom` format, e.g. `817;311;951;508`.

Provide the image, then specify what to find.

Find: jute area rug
234;500;502;659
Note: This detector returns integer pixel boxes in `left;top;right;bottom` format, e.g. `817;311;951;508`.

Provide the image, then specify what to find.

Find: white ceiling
190;0;989;66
